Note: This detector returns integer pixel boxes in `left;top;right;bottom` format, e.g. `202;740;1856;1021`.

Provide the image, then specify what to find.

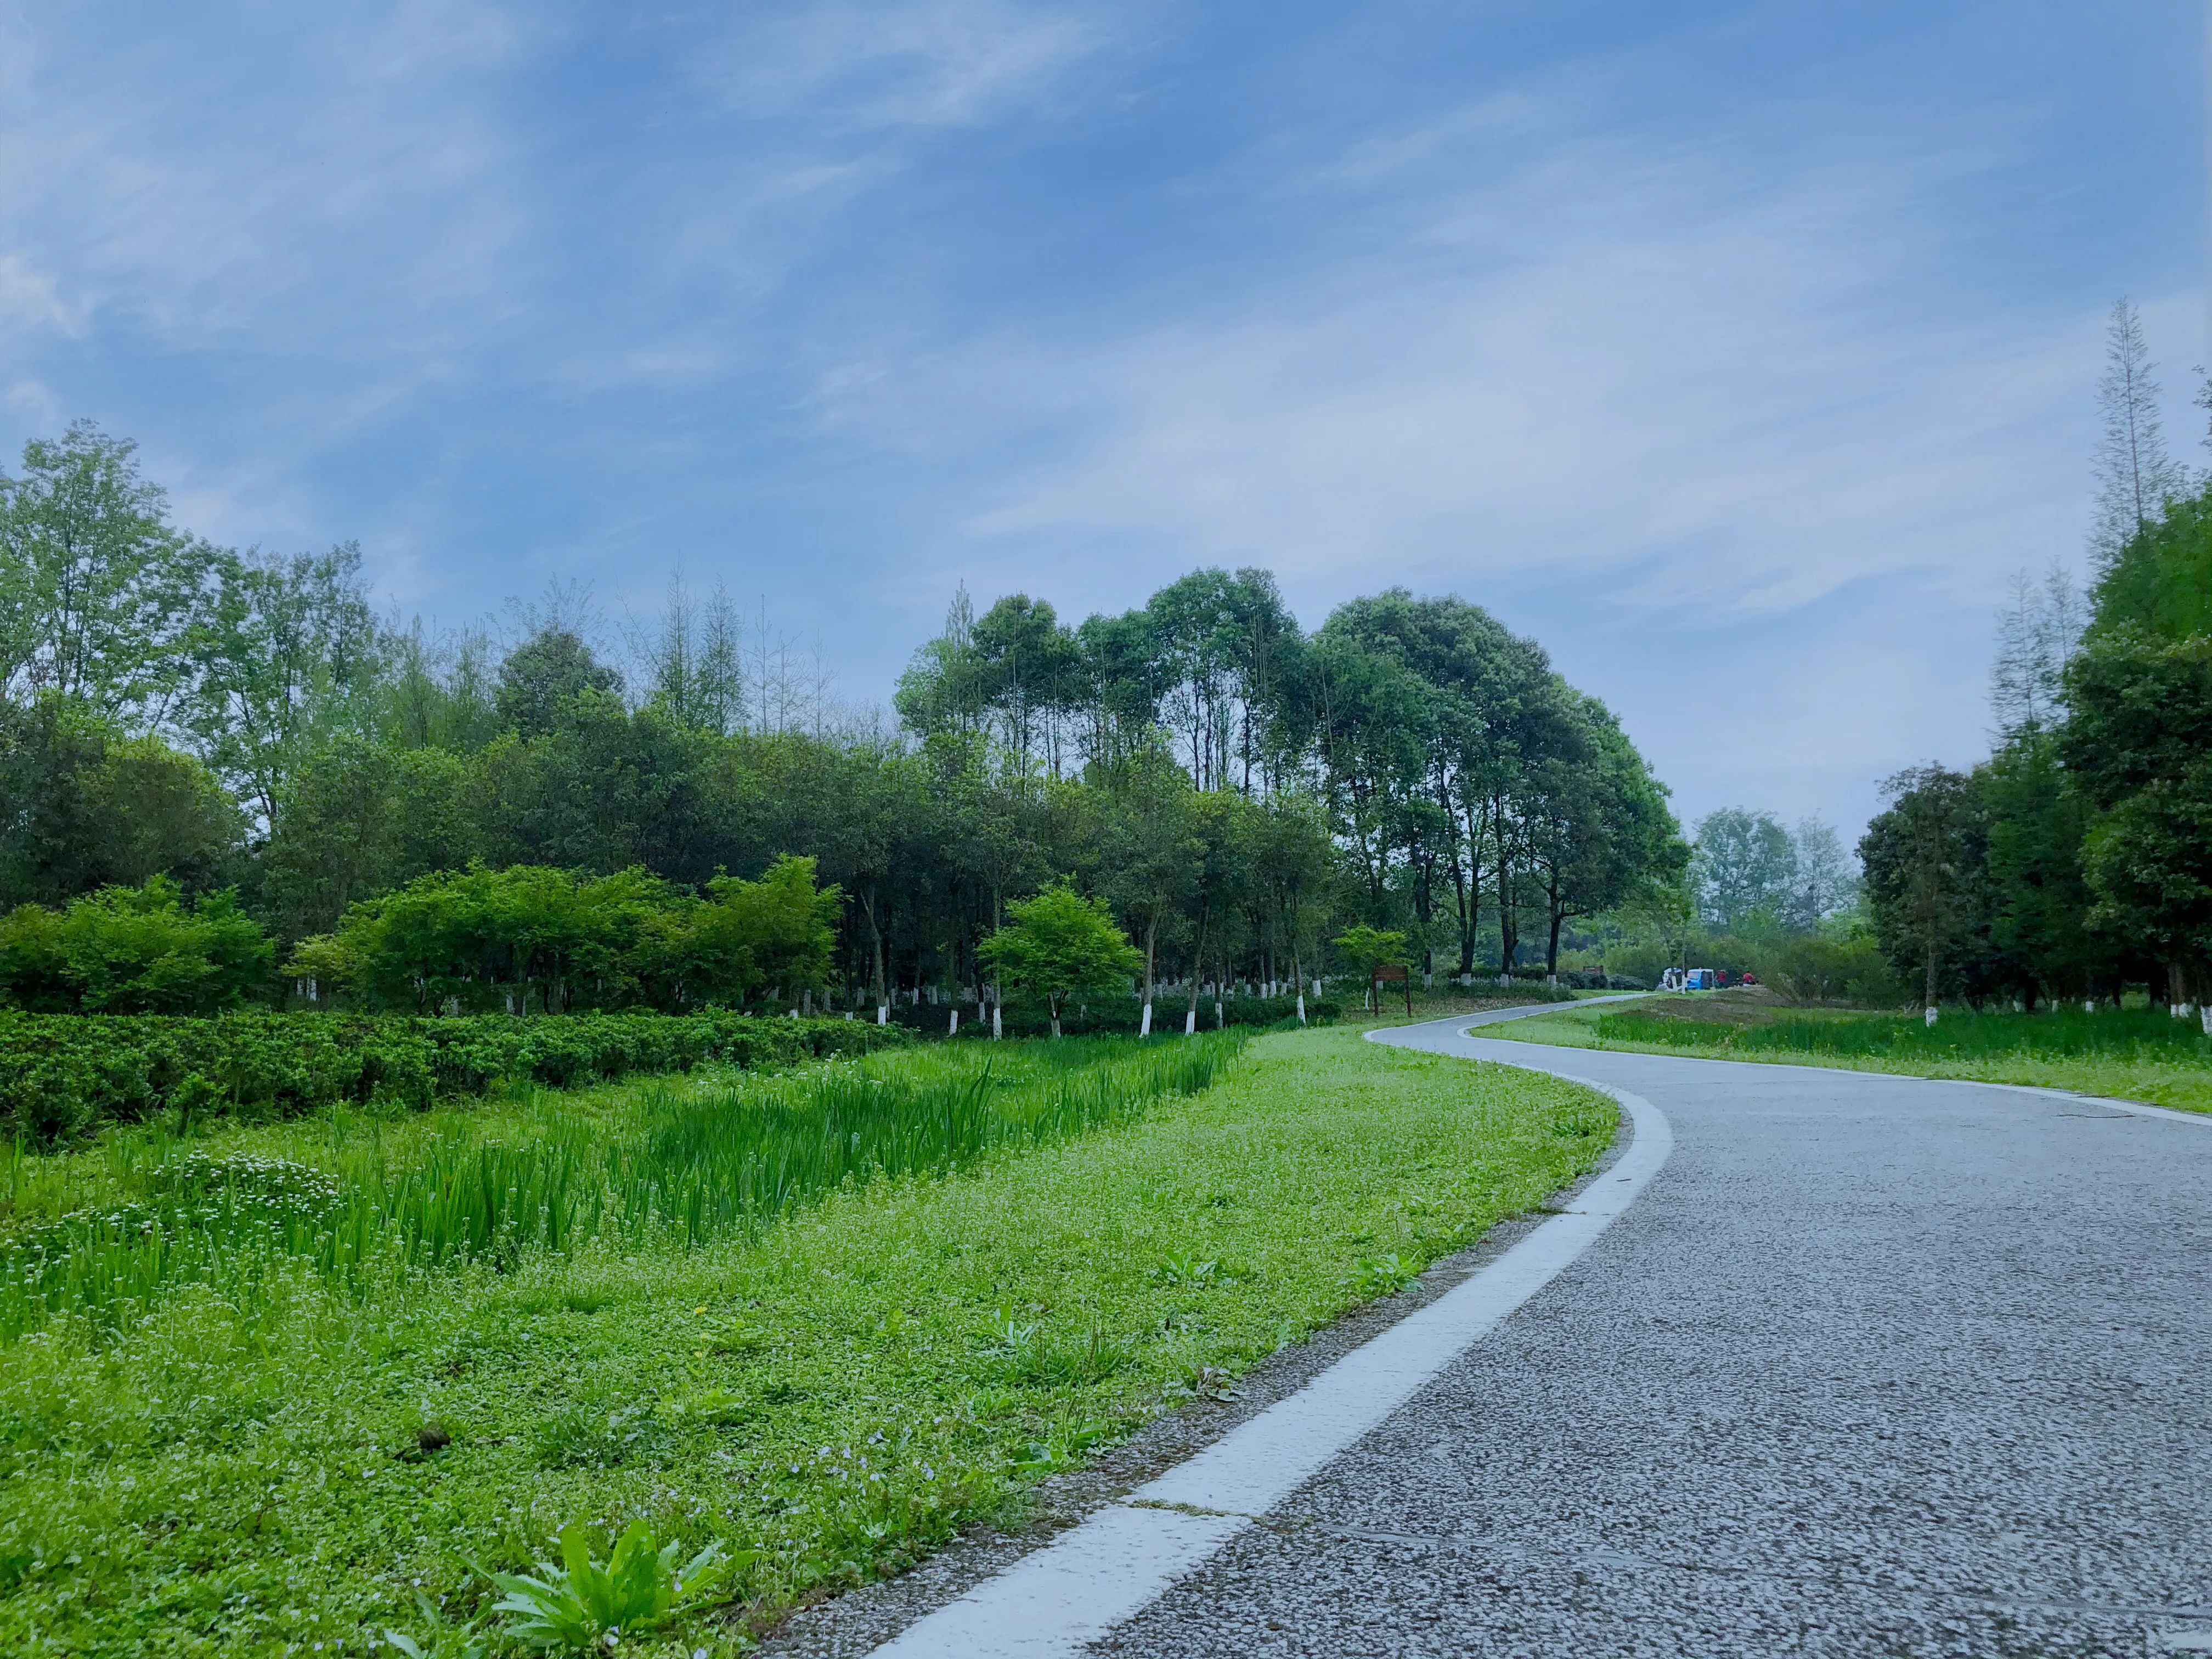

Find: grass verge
1489;996;2212;1114
0;1024;1612;1656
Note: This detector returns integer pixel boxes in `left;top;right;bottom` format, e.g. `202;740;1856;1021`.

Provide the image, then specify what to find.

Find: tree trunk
1184;909;1206;1036
1495;797;1517;971
1141;913;1159;1038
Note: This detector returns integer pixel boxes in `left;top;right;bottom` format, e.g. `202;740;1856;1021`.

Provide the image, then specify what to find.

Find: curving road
1082;1008;2212;1658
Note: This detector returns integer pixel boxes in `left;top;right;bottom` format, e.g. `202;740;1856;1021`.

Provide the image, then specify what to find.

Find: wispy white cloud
826;87;2108;625
694;0;1111;130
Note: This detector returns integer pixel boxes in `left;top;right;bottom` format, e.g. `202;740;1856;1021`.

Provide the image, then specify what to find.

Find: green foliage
978;881;1144;1030
0;417;1688;1051
0;1009;902;1146
0;878;273;1015
294;856;841;1014
487;1521;729;1650
0;422;215;719
1331;924;1407;972
0;1026;1612;1654
494;627;625;739
1755;934;1900;1006
0;697;244;908
658;854;842;1009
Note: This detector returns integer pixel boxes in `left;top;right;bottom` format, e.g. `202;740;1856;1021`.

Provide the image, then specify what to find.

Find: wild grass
0;1037;1238;1342
0;1025;1611;1656
1490;998;2212;1114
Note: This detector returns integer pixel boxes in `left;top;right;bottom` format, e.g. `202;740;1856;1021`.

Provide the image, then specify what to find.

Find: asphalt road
1087;1010;2212;1658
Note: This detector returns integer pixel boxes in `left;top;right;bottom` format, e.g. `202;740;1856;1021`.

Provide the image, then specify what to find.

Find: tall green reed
0;1033;1247;1341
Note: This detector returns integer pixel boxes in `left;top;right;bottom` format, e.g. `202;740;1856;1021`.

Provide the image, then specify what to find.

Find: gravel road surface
1087;1011;2212;1658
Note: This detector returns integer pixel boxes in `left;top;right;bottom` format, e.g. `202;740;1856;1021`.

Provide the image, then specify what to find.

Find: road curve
1091;1008;2212;1658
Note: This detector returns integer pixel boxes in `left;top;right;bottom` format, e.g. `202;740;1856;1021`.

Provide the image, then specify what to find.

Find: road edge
864;1008;1673;1658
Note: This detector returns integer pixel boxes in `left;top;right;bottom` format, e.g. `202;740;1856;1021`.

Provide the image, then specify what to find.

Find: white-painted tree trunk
1924;1005;1939;1027
876;1003;888;1025
949;1008;958;1036
1295;990;1307;1025
2084;998;2097;1014
1139;1001;1153;1038
1184;1007;1197;1036
2201;1005;2212;1036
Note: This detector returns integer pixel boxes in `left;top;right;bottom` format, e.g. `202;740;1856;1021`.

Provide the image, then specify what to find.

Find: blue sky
2;1;2205;842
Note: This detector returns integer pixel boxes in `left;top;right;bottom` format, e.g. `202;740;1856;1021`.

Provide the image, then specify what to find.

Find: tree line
0;421;1686;1020
1861;302;2212;1016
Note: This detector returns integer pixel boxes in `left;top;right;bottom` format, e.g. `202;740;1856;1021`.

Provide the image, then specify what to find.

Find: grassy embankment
1489;991;2212;1114
0;1024;1612;1656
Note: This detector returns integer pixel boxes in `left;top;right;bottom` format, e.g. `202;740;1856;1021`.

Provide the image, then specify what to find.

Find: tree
1;424;223;725
1252;789;1334;1023
977;880;1143;1038
495;628;625;738
1524;693;1684;972
1691;808;1797;933
261;735;481;940
1860;766;1983;1013
1333;923;1407;1009
2091;300;2188;567
651;854;843;1009
2058;628;2212;1003
1990;561;2086;737
1093;746;1201;1037
1785;817;1858;932
180;543;381;822
0;697;243;907
640;573;745;735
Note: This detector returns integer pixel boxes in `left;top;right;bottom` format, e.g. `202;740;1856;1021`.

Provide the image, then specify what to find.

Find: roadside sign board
1372;963;1413;1016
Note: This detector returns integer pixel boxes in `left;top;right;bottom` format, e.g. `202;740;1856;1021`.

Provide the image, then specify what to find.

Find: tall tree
1093;745;1201;1037
2091;299;2187;567
0;423;217;721
1691;808;1798;933
1989;561;2086;738
180;543;381;823
1860;765;1984;1012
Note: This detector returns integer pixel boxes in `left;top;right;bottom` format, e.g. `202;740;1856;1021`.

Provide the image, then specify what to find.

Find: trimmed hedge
0;1011;909;1145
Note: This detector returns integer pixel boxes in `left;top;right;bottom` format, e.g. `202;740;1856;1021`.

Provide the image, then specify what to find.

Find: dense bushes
289;854;840;1013
0;877;273;1013
1756;935;1900;1006
0;1011;906;1145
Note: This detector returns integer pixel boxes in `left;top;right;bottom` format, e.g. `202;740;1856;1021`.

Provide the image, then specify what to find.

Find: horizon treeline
1862;301;2212;1013
0;421;1686;1017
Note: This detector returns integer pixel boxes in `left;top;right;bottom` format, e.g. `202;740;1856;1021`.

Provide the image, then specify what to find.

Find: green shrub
1757;934;1901;1006
0;878;274;1013
0;1010;906;1145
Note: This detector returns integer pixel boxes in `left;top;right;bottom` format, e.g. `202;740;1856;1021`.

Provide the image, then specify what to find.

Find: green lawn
0;1024;1613;1656
1489;996;2212;1114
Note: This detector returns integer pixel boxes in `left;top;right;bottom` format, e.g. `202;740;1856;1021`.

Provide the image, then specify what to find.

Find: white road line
870;1025;1672;1658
